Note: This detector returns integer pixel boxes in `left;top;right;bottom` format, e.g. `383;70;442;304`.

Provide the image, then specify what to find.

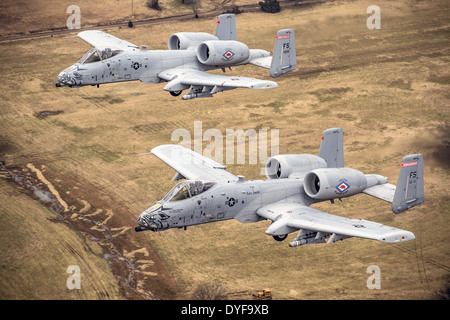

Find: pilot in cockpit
78;47;122;64
163;180;216;202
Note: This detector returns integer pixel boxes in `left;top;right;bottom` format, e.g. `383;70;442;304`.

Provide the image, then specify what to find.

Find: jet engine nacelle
304;168;367;200
168;32;218;50
197;40;250;66
265;154;327;179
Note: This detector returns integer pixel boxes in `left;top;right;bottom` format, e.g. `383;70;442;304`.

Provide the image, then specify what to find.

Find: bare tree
146;0;162;11
209;0;233;10
259;0;281;13
191;283;228;300
183;0;201;18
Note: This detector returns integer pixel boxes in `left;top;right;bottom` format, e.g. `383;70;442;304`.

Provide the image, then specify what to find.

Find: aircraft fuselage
136;178;315;233
57;48;269;89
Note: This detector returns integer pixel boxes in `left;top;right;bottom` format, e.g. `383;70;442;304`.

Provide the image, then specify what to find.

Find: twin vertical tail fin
318;128;344;168
215;14;237;41
270;29;297;78
318;128;424;214
215;16;297;78
392;154;424;213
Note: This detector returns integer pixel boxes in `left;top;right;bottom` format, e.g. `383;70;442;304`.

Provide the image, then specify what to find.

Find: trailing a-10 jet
135;128;424;247
56;14;296;100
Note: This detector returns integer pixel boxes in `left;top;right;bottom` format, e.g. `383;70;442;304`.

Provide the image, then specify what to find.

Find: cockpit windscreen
163;180;216;202
78;48;123;64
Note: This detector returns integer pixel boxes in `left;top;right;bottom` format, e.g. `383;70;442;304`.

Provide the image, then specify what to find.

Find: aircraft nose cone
57;65;80;87
57;71;66;83
138;213;149;227
138;212;158;229
57;71;73;86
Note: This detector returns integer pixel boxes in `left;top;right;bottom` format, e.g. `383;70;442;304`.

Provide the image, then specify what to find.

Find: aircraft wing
77;30;139;49
148;144;239;184
159;68;278;91
256;202;415;244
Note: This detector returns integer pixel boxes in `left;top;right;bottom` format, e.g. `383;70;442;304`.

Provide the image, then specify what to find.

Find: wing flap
151;144;238;183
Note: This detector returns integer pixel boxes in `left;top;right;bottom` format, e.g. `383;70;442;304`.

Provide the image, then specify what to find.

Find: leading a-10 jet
56;14;296;100
135;128;424;247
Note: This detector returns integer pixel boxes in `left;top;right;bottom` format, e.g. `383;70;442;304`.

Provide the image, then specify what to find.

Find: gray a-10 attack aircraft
56;14;296;100
135;128;424;247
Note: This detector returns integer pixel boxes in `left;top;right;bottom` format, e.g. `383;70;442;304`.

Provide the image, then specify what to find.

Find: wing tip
251;81;278;90
379;230;415;243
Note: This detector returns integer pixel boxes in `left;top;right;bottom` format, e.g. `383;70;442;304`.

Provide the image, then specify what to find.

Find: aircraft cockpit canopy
163;180;216;202
78;47;123;64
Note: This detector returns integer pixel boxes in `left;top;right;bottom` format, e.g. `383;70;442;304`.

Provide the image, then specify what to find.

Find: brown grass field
0;0;449;300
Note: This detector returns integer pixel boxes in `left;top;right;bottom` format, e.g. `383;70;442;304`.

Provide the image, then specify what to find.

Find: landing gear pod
273;234;288;242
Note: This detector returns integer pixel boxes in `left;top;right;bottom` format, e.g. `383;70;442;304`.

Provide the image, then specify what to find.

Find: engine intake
304;168;367;200
197;40;250;66
168;32;218;50
265;154;327;179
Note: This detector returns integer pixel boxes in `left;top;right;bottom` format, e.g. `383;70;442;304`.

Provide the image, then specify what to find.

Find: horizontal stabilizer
249;56;272;69
363;183;396;202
